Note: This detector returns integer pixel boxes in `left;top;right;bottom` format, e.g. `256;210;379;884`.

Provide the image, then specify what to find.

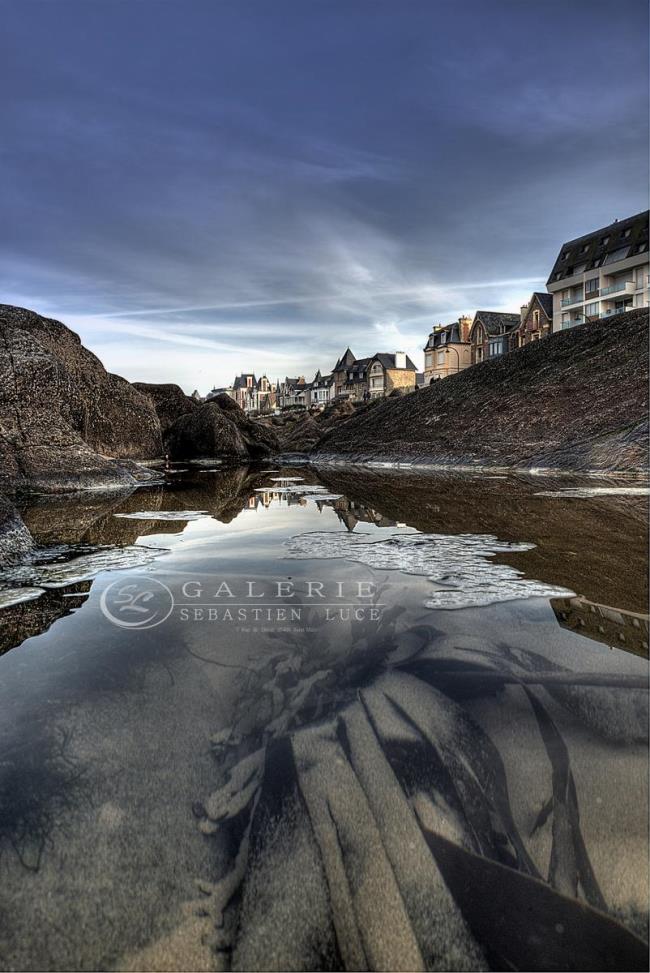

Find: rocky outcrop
0;496;33;566
133;382;199;439
167;394;279;461
166;402;248;460
0;305;163;492
276;398;359;453
313;309;649;474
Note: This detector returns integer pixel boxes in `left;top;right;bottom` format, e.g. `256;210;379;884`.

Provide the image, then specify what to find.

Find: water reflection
0;465;647;971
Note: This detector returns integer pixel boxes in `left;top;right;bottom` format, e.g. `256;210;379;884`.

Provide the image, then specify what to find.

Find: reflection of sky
2;0;647;391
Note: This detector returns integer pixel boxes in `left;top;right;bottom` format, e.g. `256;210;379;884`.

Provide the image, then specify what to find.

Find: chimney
395;351;406;369
458;315;472;342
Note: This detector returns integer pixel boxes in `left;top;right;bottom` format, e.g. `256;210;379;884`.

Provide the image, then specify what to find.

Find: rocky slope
0;305;162;492
312;309;649;474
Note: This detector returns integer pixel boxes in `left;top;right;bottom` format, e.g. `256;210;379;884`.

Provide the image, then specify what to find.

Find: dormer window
600;235;610;245
623;228;632;238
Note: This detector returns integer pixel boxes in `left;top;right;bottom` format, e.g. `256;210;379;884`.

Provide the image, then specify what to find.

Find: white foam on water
114;510;210;520
0;587;45;609
285;530;573;609
535;487;649;498
0;544;169;599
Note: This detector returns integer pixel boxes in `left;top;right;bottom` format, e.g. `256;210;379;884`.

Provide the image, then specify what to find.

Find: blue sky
1;0;647;392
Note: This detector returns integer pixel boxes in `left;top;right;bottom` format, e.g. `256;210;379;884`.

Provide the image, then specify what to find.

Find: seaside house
278;376;309;409
515;293;553;347
547;210;649;331
469;311;521;364
332;348;417;400
366;353;418;397
423;315;472;382
310;370;334;407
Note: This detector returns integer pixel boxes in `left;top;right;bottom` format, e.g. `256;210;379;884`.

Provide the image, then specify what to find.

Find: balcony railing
560;294;584;307
600;281;633;297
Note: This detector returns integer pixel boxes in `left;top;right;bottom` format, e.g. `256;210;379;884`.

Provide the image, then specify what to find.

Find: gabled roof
525;292;553;321
471;311;520;338
547;210;649;285
371;353;417;371
333;348;356;371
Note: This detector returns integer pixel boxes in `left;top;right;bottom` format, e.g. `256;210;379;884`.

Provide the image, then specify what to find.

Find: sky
1;0;648;393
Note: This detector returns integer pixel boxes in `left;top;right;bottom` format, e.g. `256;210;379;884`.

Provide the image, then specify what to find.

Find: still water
0;464;648;971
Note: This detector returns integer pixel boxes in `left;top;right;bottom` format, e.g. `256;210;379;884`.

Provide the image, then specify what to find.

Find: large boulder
169;394;279;460
0;305;163;492
133;382;199;439
166;402;249;460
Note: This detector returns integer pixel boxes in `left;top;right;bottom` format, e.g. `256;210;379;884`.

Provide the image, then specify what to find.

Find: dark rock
166;402;249;460
168;396;279;460
313;309;649;474
276;398;358;453
0;305;163;492
133;382;199;440
0;495;33;566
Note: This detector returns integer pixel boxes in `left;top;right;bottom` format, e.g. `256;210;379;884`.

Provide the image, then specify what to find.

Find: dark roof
547;210;649;285
424;321;470;350
371;353;417;371
527;292;553;320
233;373;256;390
472;311;520;337
333;348;356;371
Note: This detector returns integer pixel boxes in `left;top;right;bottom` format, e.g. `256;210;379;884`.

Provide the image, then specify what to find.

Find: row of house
209;210;649;408
210;350;421;412
423;209;649;383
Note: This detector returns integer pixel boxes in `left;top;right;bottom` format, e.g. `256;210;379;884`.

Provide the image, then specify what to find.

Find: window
582;244;589;253
437;352;445;365
623;228;631;238
600;235;610;245
562;251;571;260
585;302;599;317
533;309;540;326
425;352;432;368
585;278;599;294
603;246;631;265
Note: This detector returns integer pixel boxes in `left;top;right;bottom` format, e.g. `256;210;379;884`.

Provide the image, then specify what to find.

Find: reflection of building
423;316;472;383
547;210;649;332
333;498;397;532
551;595;649;660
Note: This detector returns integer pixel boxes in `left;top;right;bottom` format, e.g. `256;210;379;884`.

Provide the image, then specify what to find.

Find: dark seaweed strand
523;685;606;910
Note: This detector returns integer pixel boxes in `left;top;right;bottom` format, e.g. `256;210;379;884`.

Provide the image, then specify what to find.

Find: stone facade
469;311;520;364
423;316;473;382
514;293;553;348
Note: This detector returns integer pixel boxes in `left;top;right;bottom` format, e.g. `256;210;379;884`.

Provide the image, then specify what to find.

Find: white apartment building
547;210;649;332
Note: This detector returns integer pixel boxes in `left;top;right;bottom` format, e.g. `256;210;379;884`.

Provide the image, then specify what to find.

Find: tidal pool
0;464;648;971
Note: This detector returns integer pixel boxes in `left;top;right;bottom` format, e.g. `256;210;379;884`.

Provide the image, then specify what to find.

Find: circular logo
100;576;174;630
